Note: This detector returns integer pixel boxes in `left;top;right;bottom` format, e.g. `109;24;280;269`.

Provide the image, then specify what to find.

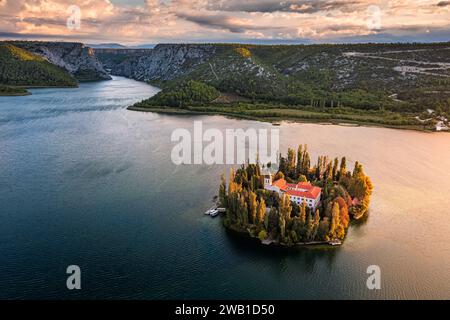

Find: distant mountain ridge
88;43;156;49
87;43;127;49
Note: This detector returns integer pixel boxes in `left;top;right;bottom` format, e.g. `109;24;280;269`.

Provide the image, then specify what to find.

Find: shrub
258;230;268;241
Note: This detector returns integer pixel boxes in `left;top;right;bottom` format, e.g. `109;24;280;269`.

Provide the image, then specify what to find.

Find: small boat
329;240;342;246
205;206;217;215
209;209;219;217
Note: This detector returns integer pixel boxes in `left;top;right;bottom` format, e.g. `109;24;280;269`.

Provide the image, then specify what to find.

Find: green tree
287;148;296;176
302;150;311;176
332;157;339;181
311;209;321;240
237;194;248;227
296;145;303;178
274;171;285;181
248;190;258;224
305;214;315;241
219;173;227;207
278;194;292;241
267;207;279;238
318;217;330;241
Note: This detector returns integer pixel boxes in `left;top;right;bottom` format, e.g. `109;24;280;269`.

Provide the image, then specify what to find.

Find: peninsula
123;43;450;132
0;41;111;96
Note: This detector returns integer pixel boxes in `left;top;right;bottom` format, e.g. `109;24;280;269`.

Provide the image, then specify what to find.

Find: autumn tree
329;202;340;238
274;171;285;181
256;197;266;226
348;162;373;218
329;202;345;239
299;202;307;225
338;156;347;181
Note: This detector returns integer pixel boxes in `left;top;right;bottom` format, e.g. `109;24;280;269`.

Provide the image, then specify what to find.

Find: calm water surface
0;77;449;299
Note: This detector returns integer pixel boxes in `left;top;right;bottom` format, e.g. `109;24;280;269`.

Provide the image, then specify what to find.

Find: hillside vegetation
0;44;77;89
8;41;111;81
0;85;29;96
137;80;219;107
123;43;450;130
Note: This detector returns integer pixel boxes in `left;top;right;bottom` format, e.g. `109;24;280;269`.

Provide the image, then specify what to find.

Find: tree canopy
220;146;373;246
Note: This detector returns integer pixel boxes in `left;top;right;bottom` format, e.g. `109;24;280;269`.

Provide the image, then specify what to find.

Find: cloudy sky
0;0;449;44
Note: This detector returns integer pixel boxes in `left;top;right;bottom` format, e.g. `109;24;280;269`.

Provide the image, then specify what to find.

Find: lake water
0;76;449;299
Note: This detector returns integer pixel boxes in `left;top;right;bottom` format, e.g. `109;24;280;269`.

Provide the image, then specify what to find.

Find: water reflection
1;77;449;299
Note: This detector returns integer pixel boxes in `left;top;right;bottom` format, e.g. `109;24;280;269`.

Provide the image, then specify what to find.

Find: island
216;145;373;247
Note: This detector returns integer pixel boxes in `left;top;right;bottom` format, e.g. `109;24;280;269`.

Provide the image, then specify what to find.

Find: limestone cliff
96;44;217;82
10;41;111;81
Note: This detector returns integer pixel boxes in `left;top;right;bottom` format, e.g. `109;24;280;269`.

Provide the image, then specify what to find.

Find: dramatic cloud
176;12;287;33
0;0;449;44
207;0;365;14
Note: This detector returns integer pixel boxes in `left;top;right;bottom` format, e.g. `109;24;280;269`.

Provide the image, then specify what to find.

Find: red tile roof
271;179;321;200
286;187;321;199
272;179;287;189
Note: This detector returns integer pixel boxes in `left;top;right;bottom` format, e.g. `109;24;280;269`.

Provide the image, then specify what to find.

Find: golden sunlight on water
278;123;450;297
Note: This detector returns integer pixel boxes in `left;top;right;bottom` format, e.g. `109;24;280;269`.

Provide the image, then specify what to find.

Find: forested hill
9;41;111;81
101;42;450;114
0;44;77;88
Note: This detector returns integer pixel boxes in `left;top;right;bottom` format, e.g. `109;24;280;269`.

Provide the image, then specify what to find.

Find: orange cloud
0;0;449;44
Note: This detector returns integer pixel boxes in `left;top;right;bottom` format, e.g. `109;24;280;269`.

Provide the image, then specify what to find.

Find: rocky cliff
97;42;450;93
9;41;111;81
95;44;218;82
0;43;78;89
